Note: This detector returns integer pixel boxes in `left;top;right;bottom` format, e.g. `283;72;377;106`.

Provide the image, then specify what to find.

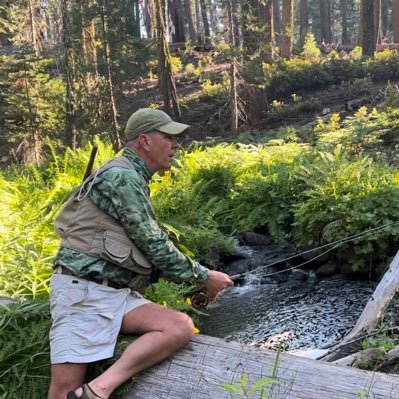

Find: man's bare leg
47;363;87;399
71;303;195;399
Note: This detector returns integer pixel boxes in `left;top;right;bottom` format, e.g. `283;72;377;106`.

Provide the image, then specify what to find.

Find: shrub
262;50;399;98
293;150;399;270
301;32;321;60
170;55;183;74
340;77;373;100
185;63;200;78
199;78;228;99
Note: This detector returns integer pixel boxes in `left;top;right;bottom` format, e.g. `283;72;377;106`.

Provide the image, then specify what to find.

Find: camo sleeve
89;166;209;284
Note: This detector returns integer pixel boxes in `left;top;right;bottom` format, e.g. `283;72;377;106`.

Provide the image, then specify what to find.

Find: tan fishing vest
54;156;153;280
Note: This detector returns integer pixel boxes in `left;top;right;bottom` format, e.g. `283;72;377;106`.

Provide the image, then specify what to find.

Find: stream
198;245;397;353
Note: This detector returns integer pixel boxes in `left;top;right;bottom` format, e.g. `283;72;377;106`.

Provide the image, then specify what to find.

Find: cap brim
156;121;190;135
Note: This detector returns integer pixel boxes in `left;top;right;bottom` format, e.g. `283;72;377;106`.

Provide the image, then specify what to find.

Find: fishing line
189;220;399;309
236;220;399;280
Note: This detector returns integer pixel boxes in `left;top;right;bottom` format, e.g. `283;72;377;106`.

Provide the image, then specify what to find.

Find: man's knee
167;311;195;342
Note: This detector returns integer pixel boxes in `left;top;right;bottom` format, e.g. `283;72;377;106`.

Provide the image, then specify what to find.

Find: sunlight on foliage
2;103;399;296
301;32;321;60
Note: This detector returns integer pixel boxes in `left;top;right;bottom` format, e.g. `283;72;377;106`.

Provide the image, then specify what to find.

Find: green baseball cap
125;108;190;141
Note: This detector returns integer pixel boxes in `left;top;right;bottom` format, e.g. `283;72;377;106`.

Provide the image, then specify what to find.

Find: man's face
144;131;179;172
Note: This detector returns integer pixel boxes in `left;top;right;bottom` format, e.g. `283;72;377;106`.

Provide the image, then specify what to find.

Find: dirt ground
1;57;397;163
121;58;396;145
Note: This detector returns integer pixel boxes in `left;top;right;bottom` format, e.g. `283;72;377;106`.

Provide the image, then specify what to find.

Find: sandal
67;384;104;399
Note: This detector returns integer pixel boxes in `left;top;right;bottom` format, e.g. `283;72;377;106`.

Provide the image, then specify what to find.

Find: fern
0;301;51;399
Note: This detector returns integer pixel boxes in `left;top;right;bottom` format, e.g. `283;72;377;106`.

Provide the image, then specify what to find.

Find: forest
2;0;399;397
1;0;399;161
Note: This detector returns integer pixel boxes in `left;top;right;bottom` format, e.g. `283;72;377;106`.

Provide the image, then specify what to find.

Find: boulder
315;262;338;278
239;232;271;246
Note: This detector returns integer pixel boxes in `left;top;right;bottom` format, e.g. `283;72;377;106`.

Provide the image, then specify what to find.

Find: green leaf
249;377;276;394
240;373;248;388
221;383;244;395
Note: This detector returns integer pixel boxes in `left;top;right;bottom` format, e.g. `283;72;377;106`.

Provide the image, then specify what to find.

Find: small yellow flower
176;300;181;304
186;297;192;305
194;327;200;334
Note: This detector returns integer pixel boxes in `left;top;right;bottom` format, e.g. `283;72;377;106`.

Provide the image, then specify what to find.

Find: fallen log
123;334;399;399
376;345;399;372
321;250;399;362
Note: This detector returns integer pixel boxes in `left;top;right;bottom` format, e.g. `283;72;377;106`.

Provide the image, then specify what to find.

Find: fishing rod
188;220;399;309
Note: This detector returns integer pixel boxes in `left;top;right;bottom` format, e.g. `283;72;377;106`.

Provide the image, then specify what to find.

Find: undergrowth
1;99;399;398
2;105;399;299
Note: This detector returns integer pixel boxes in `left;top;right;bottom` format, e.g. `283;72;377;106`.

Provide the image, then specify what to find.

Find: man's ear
138;134;151;151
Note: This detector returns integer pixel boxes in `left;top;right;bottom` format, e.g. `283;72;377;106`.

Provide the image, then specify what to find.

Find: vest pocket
101;232;152;275
102;232;131;263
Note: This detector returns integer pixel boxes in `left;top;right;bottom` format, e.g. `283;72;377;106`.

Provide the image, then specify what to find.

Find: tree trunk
169;0;186;42
374;0;381;44
241;0;259;56
226;0;237;46
340;0;350;44
261;0;275;62
155;0;181;119
28;0;40;56
393;0;399;42
61;0;77;150
184;0;197;42
133;0;141;38
230;60;238;134
194;0;203;43
208;0;218;36
100;1;122;152
199;0;211;41
122;334;399;399
299;0;309;43
319;0;332;43
21;67;42;165
140;0;154;38
81;0;98;74
226;0;240;134
358;0;363;45
232;2;240;47
361;0;375;56
281;0;293;58
380;0;389;40
273;0;281;46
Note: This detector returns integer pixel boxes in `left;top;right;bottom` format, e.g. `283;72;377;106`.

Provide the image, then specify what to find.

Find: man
47;108;233;399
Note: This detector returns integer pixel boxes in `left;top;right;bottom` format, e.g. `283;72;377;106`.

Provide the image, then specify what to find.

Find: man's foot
67;384;104;399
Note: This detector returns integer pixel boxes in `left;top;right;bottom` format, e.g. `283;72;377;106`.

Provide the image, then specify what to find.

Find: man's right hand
202;270;234;302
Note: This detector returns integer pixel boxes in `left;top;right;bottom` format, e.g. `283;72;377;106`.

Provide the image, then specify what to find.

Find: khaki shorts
49;273;151;364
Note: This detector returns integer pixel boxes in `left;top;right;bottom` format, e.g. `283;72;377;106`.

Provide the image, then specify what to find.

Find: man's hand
203;270;234;302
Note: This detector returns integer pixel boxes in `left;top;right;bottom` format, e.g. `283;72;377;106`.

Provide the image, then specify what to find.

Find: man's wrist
193;264;209;284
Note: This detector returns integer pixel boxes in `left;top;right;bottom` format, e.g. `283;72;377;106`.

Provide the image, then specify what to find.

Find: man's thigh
120;302;193;335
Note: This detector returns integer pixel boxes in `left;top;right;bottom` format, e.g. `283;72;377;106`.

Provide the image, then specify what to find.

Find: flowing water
198;246;396;352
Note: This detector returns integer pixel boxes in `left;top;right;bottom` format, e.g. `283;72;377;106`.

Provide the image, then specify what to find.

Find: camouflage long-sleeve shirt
54;148;209;286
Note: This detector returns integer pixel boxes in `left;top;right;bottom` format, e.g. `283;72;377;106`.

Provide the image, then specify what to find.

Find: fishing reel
189;288;211;310
187;274;243;310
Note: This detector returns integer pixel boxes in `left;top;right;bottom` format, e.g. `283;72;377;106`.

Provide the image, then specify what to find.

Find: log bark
123;334;399;399
321;250;399;362
376;344;399;371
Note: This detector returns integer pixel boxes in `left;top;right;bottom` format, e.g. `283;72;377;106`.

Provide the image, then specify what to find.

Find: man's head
125;108;190;173
125;108;189;141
